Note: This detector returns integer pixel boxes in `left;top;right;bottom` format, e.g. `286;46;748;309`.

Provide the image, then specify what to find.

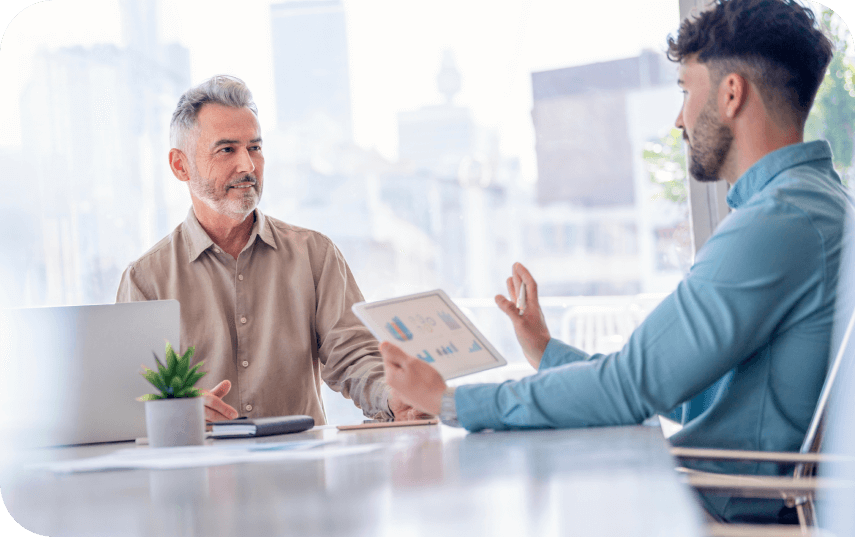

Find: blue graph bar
469;340;482;352
417;350;435;363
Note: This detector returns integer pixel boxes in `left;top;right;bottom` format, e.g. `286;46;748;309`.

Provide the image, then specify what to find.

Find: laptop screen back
0;300;180;447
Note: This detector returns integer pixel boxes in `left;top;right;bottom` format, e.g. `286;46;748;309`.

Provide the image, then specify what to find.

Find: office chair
671;305;855;536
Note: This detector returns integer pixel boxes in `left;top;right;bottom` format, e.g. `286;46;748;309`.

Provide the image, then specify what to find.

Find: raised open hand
495;262;551;369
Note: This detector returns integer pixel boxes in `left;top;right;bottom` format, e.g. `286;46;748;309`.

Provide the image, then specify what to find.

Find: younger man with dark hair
381;0;852;523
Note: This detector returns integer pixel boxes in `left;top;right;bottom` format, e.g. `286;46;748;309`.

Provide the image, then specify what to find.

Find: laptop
0;300;180;447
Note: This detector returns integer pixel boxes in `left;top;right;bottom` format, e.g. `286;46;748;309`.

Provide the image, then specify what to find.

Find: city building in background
11;0;190;308
527;50;688;296
270;0;353;138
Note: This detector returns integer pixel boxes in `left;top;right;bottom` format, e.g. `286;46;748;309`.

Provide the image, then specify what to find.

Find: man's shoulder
125;224;187;273
263;214;337;250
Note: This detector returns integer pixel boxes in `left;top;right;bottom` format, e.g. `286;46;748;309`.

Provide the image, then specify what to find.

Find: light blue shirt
454;141;853;521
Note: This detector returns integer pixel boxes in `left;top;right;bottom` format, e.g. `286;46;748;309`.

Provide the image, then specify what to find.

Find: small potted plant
139;342;207;448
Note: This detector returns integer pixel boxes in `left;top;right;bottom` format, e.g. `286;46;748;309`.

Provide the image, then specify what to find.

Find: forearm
454;355;653;432
323;350;394;419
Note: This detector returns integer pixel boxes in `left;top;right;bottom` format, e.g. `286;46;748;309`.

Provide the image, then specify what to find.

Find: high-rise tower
270;0;353;138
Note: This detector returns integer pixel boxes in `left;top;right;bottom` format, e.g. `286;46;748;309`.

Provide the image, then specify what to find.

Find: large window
1;0;852;424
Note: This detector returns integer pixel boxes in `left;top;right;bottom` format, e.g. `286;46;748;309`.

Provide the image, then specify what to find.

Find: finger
514;262;539;301
512;271;522;299
495;294;522;321
205;406;232;422
204;393;238;420
208;379;231;398
380;342;406;370
506;277;517;303
380;342;414;368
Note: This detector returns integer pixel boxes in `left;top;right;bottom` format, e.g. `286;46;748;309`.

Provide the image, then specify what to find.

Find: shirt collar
726;140;833;209
183;208;277;263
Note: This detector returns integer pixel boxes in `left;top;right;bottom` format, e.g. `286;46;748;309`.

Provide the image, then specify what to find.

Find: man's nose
236;147;255;173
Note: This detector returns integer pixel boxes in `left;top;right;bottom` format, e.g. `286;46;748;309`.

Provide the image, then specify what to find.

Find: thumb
209;379;231;398
380;342;408;371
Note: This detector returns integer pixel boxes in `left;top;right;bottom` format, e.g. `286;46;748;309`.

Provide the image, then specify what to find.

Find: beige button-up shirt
116;208;391;424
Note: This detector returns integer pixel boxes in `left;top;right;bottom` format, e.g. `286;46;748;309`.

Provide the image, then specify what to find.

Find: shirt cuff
454;383;505;431
439;387;461;427
372;384;394;420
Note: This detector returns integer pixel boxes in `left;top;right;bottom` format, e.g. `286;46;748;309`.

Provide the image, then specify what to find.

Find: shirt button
238;274;244;281
214;248;221;254
240;317;247;324
242;360;249;367
245;404;253;412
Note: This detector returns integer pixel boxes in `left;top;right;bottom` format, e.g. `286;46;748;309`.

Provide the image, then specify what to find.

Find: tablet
352;289;507;380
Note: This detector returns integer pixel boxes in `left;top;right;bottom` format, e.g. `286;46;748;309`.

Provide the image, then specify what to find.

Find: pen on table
516;282;526;315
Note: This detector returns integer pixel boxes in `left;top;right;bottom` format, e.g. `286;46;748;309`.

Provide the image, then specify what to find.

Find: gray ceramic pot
144;397;205;448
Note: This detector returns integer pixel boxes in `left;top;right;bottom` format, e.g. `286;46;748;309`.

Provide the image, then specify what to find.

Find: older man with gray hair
117;75;416;424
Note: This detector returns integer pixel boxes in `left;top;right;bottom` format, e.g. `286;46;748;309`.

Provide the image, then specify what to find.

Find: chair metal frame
672;307;855;534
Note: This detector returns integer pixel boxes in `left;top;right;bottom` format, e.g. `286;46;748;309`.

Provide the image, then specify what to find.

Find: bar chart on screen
416;350;435;363
437;310;461;330
435;342;459;356
385;316;413;341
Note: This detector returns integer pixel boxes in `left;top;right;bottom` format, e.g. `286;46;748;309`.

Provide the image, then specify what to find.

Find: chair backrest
797;304;855;461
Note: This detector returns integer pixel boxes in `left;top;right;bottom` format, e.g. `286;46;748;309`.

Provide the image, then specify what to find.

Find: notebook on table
210;416;315;438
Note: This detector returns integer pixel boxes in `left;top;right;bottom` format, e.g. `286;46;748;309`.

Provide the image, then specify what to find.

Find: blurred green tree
804;9;855;185
643;127;688;205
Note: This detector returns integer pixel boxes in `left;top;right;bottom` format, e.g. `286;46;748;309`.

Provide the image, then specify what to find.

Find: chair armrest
683;470;855;498
671;447;853;464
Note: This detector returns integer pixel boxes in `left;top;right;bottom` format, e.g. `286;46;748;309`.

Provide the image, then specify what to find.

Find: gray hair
169;75;259;152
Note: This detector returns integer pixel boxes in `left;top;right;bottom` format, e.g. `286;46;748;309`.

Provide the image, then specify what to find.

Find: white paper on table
34;440;385;473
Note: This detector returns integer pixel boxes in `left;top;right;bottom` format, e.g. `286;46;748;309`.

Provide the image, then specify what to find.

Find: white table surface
1;423;703;536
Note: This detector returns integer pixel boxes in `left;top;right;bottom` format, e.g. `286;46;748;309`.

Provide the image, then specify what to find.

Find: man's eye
220;147;233;153
251;146;262;152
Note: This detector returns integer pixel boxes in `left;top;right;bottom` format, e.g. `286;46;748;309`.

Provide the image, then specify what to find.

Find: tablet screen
353;290;506;380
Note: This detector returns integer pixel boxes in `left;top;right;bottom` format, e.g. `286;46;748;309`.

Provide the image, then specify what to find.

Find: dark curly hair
667;0;833;125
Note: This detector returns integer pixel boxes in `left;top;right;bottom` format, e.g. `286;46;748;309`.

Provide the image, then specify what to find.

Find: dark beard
685;102;733;183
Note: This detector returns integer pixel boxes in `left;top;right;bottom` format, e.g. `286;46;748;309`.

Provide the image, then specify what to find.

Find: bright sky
1;0;852;183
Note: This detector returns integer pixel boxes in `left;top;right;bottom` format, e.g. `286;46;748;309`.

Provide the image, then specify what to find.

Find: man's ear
169;148;191;182
720;72;748;120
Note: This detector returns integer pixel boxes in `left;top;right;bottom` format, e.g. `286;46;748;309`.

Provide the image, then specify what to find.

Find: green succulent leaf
184;370;207;388
185;361;205;379
175;353;190;382
140;341;204;399
167;375;183;397
152;351;167;377
141;367;167;392
165;342;178;374
175;387;202;398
